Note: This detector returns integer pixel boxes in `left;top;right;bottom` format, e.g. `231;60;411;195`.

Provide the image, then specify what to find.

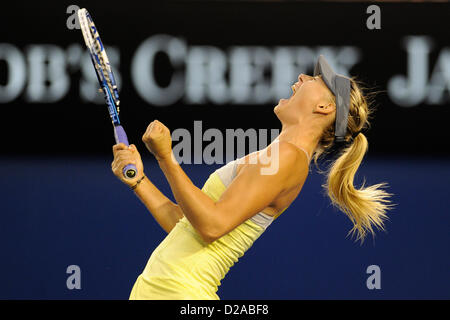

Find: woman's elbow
200;234;217;244
198;226;223;244
195;210;228;243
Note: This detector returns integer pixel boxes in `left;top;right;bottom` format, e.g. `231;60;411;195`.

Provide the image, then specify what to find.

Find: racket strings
92;40;119;113
96;48;120;113
79;8;121;115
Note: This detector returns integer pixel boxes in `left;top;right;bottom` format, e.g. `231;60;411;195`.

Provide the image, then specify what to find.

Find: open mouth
292;82;300;95
278;83;298;104
287;84;297;99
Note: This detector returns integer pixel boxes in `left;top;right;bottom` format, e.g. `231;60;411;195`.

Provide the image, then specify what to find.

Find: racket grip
114;125;138;179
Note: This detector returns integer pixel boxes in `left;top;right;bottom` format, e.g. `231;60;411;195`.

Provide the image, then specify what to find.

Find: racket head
78;9;137;179
78;8;120;108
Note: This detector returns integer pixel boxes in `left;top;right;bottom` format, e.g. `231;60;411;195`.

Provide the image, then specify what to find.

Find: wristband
131;175;146;190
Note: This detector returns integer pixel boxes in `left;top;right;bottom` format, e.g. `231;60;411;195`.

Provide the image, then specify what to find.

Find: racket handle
114;125;138;179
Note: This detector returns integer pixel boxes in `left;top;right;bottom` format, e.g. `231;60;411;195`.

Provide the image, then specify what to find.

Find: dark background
0;1;449;299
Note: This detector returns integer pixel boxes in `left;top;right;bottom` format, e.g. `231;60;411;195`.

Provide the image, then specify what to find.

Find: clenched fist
111;143;144;186
142;120;173;161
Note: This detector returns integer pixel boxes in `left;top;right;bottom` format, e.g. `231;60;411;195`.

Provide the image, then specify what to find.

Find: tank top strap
272;137;311;163
296;146;311;163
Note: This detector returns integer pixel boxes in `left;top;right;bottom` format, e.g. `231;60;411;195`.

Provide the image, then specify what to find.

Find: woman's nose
296;74;306;87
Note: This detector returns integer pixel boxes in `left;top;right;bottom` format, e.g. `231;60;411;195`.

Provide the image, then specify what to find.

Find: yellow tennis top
129;169;287;300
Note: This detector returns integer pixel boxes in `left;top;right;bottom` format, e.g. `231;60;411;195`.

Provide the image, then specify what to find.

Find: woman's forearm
157;154;220;240
133;174;184;233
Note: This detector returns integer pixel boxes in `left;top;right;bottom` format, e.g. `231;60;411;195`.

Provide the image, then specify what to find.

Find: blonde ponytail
313;79;394;242
324;133;393;242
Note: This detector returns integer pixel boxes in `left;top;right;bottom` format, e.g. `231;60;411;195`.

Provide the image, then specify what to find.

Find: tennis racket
77;8;137;179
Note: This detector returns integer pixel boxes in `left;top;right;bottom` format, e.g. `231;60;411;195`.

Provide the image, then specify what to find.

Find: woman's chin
274;98;288;112
274;104;281;115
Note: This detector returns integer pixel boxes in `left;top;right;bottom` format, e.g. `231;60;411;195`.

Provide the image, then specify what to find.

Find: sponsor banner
1;2;449;156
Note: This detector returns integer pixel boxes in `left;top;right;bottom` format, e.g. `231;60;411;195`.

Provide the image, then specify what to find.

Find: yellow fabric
129;171;286;300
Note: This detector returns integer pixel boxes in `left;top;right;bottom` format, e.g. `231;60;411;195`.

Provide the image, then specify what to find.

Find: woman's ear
314;102;336;115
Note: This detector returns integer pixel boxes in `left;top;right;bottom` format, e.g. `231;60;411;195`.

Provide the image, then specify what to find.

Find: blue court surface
0;155;448;299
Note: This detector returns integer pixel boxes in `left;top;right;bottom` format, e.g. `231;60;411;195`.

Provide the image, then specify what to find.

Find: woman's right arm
112;143;183;233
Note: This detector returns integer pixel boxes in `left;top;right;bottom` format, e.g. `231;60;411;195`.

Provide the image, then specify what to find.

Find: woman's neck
275;122;323;160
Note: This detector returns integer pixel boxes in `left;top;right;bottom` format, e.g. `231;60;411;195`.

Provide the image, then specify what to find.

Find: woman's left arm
142;120;307;243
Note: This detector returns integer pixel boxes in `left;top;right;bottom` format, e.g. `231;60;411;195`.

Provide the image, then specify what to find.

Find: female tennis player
111;55;393;300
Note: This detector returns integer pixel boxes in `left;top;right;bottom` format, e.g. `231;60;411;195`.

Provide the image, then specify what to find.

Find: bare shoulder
270;140;309;166
236;140;309;186
268;141;310;202
255;140;309;180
